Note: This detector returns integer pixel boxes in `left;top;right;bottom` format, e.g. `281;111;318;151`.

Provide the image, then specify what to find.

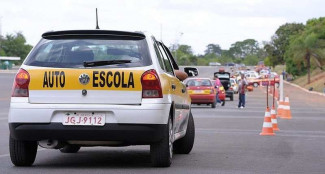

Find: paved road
0;70;325;174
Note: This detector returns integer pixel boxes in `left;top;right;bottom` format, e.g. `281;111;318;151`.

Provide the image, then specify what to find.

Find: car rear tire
60;145;81;153
253;83;259;88
230;95;234;101
173;112;195;154
211;101;216;108
150;118;173;167
9;136;38;166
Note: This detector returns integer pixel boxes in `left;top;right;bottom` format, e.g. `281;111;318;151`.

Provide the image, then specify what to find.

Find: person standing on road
214;75;222;104
238;73;248;108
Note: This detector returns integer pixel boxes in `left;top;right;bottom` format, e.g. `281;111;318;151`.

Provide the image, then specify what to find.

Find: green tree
204;44;222;56
243;55;259;66
172;44;196;65
0;32;33;63
265;23;305;66
285;17;325;83
229;39;259;59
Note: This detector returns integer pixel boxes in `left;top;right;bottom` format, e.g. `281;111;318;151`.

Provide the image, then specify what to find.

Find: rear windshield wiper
83;60;132;67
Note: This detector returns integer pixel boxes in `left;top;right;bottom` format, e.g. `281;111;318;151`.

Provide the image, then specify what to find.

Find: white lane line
197;128;325;138
194;115;325;120
0;149;47;158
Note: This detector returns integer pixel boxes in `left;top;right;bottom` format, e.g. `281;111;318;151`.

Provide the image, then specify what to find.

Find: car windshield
187;79;212;87
24;38;152;68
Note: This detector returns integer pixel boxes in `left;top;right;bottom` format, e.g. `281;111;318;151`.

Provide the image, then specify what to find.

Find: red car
186;78;217;108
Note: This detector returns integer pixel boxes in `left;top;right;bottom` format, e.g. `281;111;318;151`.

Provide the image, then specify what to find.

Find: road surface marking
197;128;325;138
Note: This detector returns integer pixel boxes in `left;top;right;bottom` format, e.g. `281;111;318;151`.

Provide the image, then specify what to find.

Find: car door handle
171;84;176;90
182;88;186;93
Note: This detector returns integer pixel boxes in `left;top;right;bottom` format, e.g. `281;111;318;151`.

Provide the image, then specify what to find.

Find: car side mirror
184;67;199;77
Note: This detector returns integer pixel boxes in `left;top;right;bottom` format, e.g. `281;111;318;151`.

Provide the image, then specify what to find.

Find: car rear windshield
187;79;212;87
24;38;152;68
215;73;230;79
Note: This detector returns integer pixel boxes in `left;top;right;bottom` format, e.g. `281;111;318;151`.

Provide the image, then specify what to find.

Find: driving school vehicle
8;30;198;167
186;78;217;108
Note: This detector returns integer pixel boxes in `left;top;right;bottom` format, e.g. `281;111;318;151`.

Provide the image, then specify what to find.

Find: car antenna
96;8;100;29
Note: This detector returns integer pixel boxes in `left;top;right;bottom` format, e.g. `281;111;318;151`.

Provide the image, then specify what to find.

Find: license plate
62;112;105;126
194;90;204;94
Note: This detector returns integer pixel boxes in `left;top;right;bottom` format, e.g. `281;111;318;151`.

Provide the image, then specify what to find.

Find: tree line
170;39;266;67
0;33;33;64
170;17;325;83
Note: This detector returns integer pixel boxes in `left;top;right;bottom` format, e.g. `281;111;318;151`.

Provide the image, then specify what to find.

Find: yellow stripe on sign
28;69;144;91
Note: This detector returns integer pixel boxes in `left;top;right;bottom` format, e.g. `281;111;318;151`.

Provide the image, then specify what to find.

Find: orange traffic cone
270;107;280;131
281;96;292;119
277;101;284;118
260;107;275;136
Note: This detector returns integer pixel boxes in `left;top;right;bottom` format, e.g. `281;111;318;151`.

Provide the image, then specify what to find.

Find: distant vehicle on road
214;70;234;101
186;78;217;108
209;62;221;66
224;62;235;66
230;78;239;94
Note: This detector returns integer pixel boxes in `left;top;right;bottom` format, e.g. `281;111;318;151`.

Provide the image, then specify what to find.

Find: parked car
8;29;198;167
186;78;217;108
214;70;234;101
230;78;239;94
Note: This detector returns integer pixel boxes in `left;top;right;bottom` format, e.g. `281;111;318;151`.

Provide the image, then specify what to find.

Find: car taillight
12;69;30;97
141;69;162;98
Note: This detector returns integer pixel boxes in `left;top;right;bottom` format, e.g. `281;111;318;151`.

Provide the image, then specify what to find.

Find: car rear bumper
8;98;171;124
190;94;216;104
226;91;234;97
9;123;166;145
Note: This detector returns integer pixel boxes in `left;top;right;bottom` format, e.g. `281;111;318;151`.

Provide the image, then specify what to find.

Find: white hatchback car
8;30;198;167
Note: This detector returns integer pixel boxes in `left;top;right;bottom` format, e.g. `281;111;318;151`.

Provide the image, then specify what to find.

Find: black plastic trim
9;123;166;145
42;30;145;40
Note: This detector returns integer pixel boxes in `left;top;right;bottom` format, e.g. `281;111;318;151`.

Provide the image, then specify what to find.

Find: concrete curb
284;81;325;97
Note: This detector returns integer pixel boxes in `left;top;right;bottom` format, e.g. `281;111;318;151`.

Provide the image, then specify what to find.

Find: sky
0;0;324;54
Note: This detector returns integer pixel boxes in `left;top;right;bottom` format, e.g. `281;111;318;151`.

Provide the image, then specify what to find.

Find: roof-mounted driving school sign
0;57;20;70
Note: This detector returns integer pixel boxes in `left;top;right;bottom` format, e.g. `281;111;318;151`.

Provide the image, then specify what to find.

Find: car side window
153;42;166;71
157;43;174;75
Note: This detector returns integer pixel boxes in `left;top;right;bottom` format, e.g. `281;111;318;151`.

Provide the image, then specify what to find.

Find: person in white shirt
238;73;248;108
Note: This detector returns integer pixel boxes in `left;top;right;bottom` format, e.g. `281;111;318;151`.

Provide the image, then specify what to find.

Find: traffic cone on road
270;107;280;131
281;96;292;119
277;101;284;118
260;107;275;136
